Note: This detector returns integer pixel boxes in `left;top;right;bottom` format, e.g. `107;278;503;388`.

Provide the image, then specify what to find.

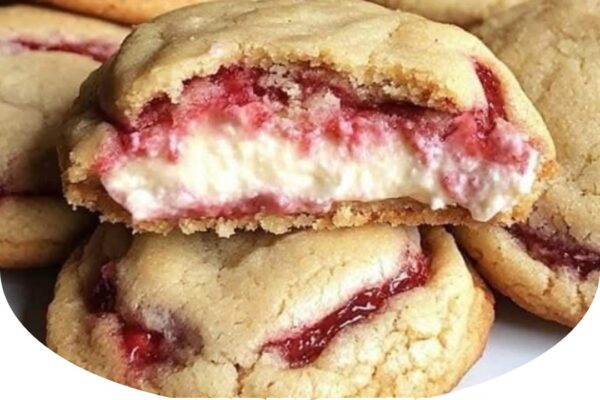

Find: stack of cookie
1;0;598;397
46;0;550;396
0;6;127;268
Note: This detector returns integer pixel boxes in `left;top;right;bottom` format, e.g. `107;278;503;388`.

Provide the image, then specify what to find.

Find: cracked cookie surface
47;224;494;397
0;5;128;268
456;0;600;327
368;0;529;26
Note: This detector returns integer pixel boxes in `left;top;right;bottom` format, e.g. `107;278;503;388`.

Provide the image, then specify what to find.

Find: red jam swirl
88;262;168;368
88;262;118;313
121;325;168;368
474;62;507;121
263;252;430;368
90;250;429;370
4;38;117;62
509;224;600;278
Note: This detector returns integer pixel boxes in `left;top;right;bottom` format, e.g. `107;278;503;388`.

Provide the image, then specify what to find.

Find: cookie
47;224;494;397
369;0;529;26
0;4;127;62
36;0;210;25
455;0;600;327
0;197;93;268
60;0;555;237
0;5;129;268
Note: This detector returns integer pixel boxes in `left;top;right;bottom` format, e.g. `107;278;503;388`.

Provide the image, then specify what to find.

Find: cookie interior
91;62;539;225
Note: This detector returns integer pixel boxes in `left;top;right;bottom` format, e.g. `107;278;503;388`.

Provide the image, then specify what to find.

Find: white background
0;268;598;399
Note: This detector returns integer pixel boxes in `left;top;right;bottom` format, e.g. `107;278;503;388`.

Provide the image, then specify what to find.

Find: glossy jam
121;325;167;368
4;38;117;62
89;262;167;368
475;63;506;121
263;252;430;368
510;224;600;279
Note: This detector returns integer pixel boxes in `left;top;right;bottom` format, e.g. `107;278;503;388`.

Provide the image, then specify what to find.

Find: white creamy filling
102;120;538;222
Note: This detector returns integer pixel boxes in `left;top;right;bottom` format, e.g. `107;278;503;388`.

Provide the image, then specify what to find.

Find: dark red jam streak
88;262;168;368
509;224;600;279
88;262;118;313
5;38;116;62
475;63;507;121
263;252;430;368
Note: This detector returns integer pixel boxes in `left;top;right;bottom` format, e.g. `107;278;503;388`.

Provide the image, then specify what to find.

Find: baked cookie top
369;0;529;26
477;0;600;250
69;0;552;155
48;224;493;397
0;5;128;194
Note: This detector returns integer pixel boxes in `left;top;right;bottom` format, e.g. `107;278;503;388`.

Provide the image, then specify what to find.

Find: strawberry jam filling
510;224;600;279
263;251;429;368
88;262;169;368
96;62;539;222
1;37;117;62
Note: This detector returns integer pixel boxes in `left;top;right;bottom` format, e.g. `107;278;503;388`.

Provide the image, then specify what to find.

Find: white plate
0;267;571;392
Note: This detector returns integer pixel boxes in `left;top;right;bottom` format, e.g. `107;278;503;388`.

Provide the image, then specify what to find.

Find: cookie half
60;0;555;237
36;0;211;25
455;0;600;327
48;224;493;397
0;5;129;268
369;0;529;26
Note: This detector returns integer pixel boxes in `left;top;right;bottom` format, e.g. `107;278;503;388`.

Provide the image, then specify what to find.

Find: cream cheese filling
101;120;538;222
